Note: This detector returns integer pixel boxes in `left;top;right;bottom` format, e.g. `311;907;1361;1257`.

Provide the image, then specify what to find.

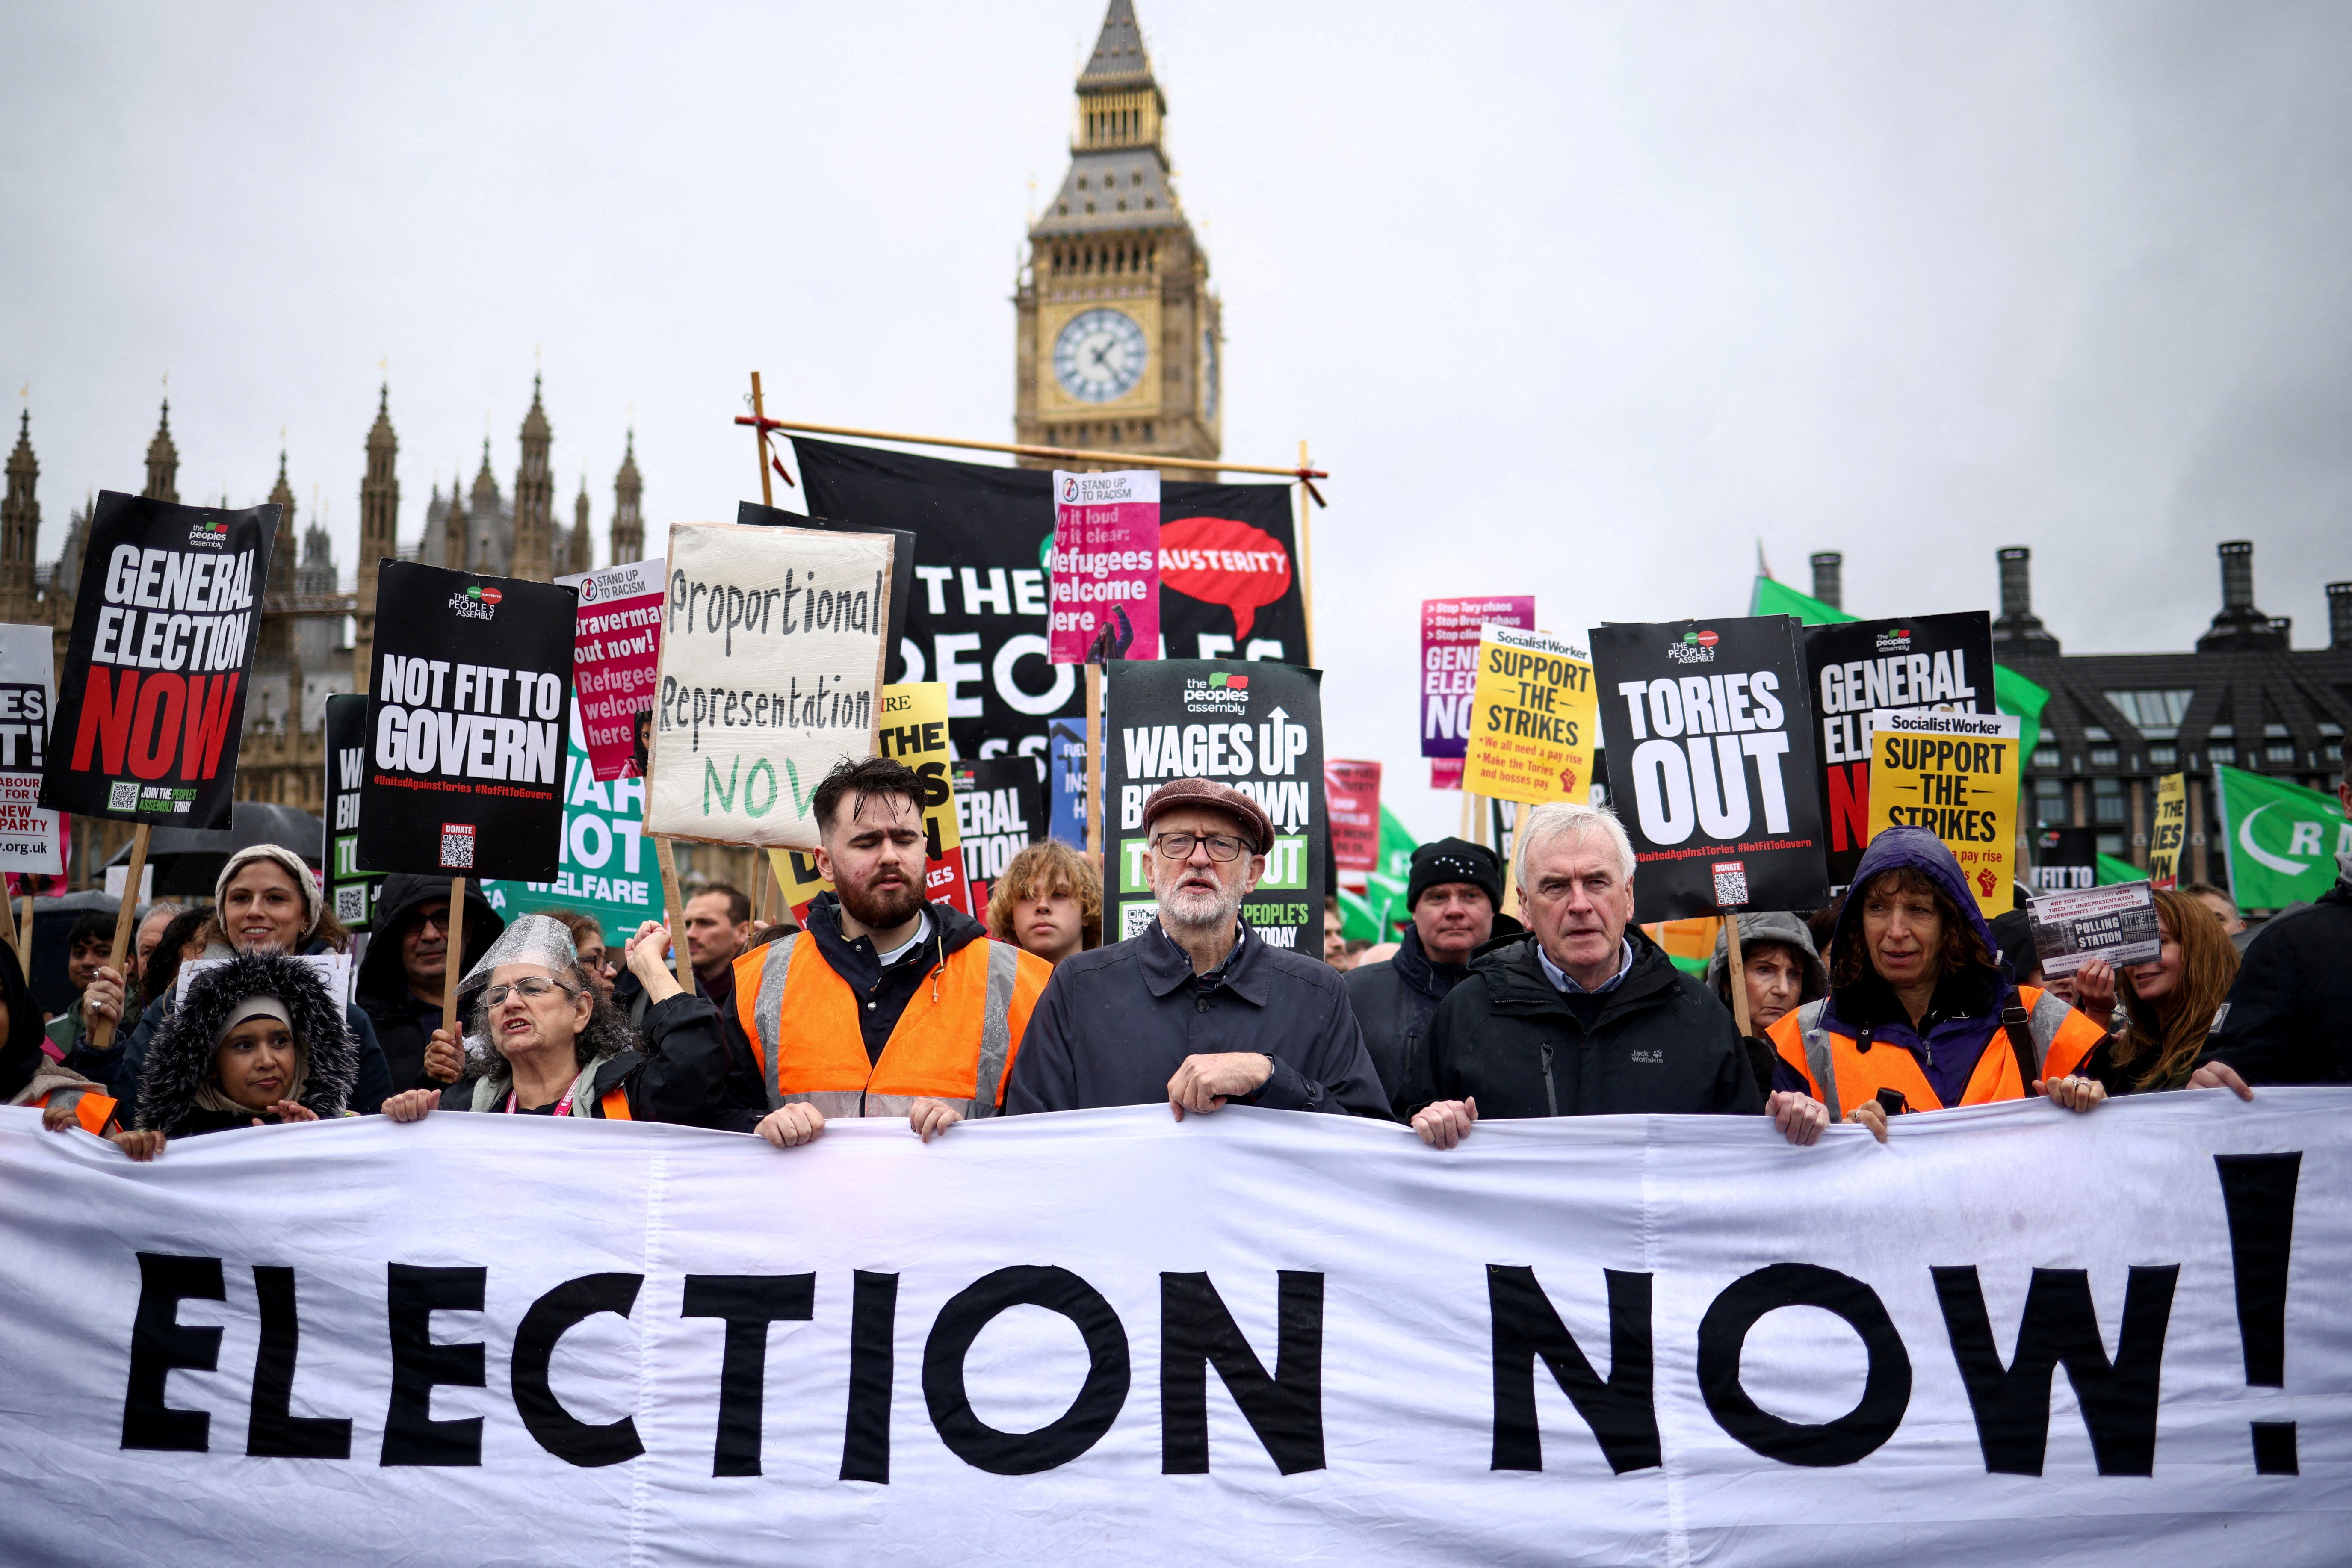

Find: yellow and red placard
1461;625;1597;806
767;682;971;922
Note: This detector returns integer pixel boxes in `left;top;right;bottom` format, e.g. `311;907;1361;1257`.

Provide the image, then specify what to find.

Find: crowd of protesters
17;750;2347;1162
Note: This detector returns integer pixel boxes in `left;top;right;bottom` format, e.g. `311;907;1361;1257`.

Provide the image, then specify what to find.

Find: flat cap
1140;777;1275;855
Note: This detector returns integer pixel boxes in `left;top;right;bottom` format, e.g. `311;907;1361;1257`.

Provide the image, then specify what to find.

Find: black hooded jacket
136;951;361;1137
1408;926;1759;1119
356;874;505;1092
2200;860;2352;1084
1342;921;1512;1117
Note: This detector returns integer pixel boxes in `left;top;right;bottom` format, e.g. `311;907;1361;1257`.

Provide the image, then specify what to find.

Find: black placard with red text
1802;610;1996;889
39;491;275;828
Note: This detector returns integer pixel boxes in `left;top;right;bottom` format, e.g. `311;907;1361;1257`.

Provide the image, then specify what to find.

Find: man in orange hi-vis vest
735;756;1052;1150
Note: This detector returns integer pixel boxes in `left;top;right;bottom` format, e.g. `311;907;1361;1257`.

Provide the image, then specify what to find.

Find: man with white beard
1005;777;1390;1119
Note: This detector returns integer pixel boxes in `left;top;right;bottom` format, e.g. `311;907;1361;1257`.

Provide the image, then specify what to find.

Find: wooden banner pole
442;877;466;1035
749;372;775;508
1085;663;1105;864
1724;911;1752;1036
87;824;150;1053
1296;438;1318;665
657;838;694;993
733;415;1329;482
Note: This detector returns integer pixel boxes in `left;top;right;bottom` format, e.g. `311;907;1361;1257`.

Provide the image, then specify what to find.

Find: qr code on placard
439;824;476;870
108;781;138;811
1711;860;1749;907
334;885;367;923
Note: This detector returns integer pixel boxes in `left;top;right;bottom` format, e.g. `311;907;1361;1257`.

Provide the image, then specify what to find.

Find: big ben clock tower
1014;0;1221;472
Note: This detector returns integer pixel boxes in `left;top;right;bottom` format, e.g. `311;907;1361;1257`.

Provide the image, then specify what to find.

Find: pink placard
1421;596;1535;758
1049;470;1161;664
1327;759;1383;878
561;558;665;781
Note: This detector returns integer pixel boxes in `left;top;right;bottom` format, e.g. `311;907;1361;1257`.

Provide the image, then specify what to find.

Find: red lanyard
505;1070;587;1116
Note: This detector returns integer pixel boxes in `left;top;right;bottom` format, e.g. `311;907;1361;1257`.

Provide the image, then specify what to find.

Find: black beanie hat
1406;837;1504;911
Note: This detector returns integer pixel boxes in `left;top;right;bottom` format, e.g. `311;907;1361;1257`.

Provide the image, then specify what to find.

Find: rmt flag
358;562;575;882
40;491;273;828
1590;616;1830;921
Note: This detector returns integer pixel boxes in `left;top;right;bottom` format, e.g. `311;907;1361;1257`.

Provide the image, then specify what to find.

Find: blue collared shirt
1537;936;1634;995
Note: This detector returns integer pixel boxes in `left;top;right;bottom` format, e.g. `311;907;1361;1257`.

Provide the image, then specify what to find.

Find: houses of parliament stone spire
611;431;643;563
1013;0;1221;472
260;450;298;665
510;376;554;582
355;384;399;691
143;399;179;502
2;410;38;623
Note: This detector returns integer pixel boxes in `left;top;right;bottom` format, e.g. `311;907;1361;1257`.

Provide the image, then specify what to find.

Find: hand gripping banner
1;1092;2344;1566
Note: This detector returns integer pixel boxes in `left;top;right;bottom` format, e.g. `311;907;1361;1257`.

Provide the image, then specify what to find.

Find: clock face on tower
1052;308;1148;403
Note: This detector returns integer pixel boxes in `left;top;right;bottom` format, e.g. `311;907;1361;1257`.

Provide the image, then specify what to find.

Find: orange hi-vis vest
1768;985;2104;1121
32;1086;118;1134
733;929;1049;1120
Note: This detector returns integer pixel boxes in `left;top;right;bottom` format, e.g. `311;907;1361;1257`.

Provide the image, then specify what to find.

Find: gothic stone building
5;383;646;885
1013;0;1222;473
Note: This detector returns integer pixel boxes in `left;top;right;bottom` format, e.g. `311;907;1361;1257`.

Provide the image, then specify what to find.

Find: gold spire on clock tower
1013;0;1221;475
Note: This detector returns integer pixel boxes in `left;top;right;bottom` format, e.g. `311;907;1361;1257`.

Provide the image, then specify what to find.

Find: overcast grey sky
5;1;2348;842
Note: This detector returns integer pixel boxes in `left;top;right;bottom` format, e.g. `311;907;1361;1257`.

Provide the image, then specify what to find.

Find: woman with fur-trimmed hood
106;951;360;1160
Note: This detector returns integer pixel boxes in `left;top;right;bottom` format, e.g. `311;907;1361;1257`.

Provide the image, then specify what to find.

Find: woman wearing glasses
354;874;506;1095
378;913;742;1125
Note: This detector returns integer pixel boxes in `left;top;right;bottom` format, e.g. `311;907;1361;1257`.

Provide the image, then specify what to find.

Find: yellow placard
1865;710;2022;920
763;682;968;918
1461;625;1598;806
2147;772;2187;890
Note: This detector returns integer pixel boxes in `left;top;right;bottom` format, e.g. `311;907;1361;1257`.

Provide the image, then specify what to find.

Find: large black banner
357;562;575;881
39;491;275;828
952;756;1045;914
794;438;1309;763
322;692;382;932
1103;659;1325;955
1590;616;1829;922
1803;610;1996;888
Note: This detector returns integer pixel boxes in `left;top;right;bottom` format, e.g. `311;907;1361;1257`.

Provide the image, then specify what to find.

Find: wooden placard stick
87;823;150;1052
749;371;775;509
443;877;466;1034
1084;662;1105;862
1296;438;1318;666
1723;911;1752;1036
0;874;21;970
657;837;693;993
1502;800;1528;921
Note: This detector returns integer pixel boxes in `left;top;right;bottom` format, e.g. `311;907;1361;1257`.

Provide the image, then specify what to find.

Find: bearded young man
731;756;1053;1150
1004;778;1390;1120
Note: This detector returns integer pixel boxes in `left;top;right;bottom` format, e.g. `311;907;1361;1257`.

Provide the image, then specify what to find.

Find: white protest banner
0;622;66;876
2;1093;2344;1566
2028;881;2163;978
647;522;893;849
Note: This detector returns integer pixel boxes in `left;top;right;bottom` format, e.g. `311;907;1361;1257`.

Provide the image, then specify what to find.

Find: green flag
1747;575;2051;760
1338;804;1419;942
2212;764;2349;911
2096;852;2144;887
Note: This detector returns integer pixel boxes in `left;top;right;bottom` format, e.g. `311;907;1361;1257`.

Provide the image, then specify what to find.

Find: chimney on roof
1808;552;1842;611
2196;539;2287;653
2328;582;2352;650
1991;546;2060;657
